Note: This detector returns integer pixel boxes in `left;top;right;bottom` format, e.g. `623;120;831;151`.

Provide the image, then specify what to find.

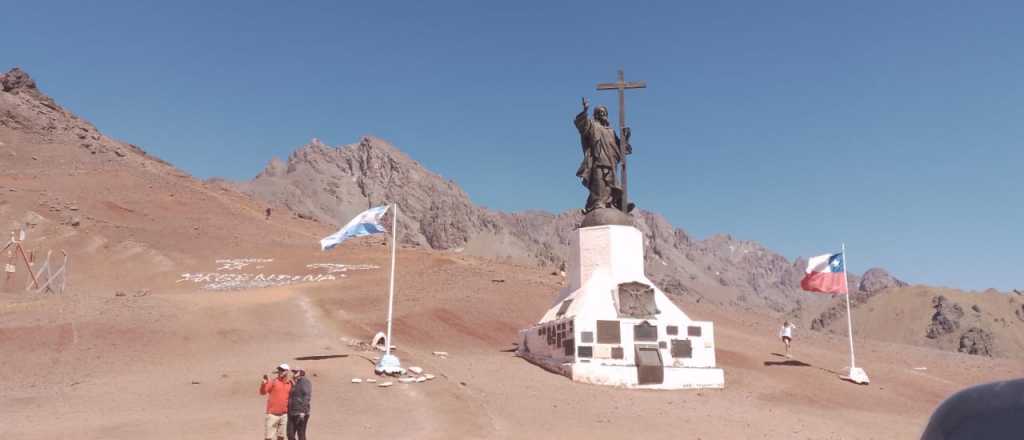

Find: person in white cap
259;363;293;440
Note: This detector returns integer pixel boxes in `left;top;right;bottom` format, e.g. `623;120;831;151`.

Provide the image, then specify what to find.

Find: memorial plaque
671;339;693;358
578;346;593;358
556;299;573;318
688;326;702;337
666;325;678;336
635;346;664;385
659;341;667;349
581;331;594;343
596;320;621;344
633;321;657;341
616;282;658;318
611;346;624;359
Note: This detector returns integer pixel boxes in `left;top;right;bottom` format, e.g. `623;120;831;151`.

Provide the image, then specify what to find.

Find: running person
780;321;797;358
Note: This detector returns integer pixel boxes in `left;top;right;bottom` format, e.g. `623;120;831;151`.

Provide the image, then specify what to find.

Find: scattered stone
491;279;505;283
68;205;79;211
31;155;37;160
191;381;200;385
377;381;393;388
398;377;415;384
408;366;423;375
115;291;127;297
351;378;363;384
432;351;449;358
971;304;981;313
365;378;377;383
424;374;435;380
958;327;994;357
70;216;81;227
912;367;927;371
114;149;126;157
1015;305;1024;322
415;376;426;383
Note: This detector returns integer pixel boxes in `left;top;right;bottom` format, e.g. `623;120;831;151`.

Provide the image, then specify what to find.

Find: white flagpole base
841;367;870;385
375;353;404;376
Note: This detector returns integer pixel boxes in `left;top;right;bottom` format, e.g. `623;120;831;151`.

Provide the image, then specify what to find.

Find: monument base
517;224;726;390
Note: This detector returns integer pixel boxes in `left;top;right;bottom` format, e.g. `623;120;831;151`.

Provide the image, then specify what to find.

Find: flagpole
385;203;398;356
842;243;856;369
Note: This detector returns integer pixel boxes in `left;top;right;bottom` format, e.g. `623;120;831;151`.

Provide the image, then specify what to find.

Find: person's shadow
764;359;812;367
764;352;810;367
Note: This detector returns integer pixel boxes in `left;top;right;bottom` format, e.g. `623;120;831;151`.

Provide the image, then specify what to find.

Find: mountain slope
0;67;330;291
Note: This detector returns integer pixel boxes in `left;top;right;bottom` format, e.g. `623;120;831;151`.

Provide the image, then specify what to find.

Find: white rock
351;378;363;383
415;376;427;383
424;374;435;380
409;366;424;374
398;377;415;384
366;378;377;383
432;351;449;357
378;381;393;387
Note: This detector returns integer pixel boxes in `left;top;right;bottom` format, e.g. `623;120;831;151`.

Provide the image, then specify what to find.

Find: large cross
596;69;646;213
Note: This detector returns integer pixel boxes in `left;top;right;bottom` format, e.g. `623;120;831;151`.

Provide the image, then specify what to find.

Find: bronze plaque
578;346;593;358
672;339;693;358
596;320;621;344
666;325;678;336
581;331;594;343
617;282;658;318
633;321;657;341
688;326;702;337
611;346;624;359
556;299;573;318
635;346;664;385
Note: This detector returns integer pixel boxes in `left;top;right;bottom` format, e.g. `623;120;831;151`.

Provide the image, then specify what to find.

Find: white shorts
265;413;287;439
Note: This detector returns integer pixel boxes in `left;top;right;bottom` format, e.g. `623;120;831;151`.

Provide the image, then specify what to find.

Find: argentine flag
320;205;391;251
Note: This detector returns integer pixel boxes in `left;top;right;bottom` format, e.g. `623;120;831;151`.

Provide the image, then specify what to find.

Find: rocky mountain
237;136;895;314
0;67;330;291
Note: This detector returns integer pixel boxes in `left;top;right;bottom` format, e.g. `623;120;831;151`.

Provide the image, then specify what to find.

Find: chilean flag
800;252;848;294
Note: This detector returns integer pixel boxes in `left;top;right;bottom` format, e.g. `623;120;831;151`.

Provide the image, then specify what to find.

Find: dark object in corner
920;378;1024;439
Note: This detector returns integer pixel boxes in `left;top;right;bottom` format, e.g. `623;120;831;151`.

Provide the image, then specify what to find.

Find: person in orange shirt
259;363;293;440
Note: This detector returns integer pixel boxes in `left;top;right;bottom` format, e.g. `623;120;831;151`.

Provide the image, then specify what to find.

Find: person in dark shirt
287;368;312;440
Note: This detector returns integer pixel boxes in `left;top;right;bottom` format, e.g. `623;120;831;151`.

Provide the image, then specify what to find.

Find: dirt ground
3;241;1021;440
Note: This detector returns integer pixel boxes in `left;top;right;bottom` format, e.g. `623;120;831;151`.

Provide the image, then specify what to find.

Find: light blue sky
4;1;1022;290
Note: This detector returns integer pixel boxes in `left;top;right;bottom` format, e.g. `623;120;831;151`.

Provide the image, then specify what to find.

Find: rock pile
926;295;964;339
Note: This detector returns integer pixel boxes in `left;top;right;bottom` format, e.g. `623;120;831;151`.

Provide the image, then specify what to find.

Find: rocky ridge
237;136;899;314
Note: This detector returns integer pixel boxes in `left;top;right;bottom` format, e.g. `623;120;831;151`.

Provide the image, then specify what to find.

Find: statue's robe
575;110;623;211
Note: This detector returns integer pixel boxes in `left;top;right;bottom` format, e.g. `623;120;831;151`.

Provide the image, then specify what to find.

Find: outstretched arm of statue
575;99;591;133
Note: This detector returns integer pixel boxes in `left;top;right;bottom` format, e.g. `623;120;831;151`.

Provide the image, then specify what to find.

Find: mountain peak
1;67;38;93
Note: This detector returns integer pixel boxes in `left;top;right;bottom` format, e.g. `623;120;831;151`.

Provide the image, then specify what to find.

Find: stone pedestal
518;224;725;390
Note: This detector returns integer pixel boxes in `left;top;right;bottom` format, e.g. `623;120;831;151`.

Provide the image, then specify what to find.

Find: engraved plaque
556;299;573;318
688;326;702;337
596;320;621;344
672;339;693;358
578;346;593;358
666;325;678;336
581;331;594;343
611;346;624;359
633;321;657;341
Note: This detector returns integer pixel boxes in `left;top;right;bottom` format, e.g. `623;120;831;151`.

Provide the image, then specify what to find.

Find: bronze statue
575;97;631;213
